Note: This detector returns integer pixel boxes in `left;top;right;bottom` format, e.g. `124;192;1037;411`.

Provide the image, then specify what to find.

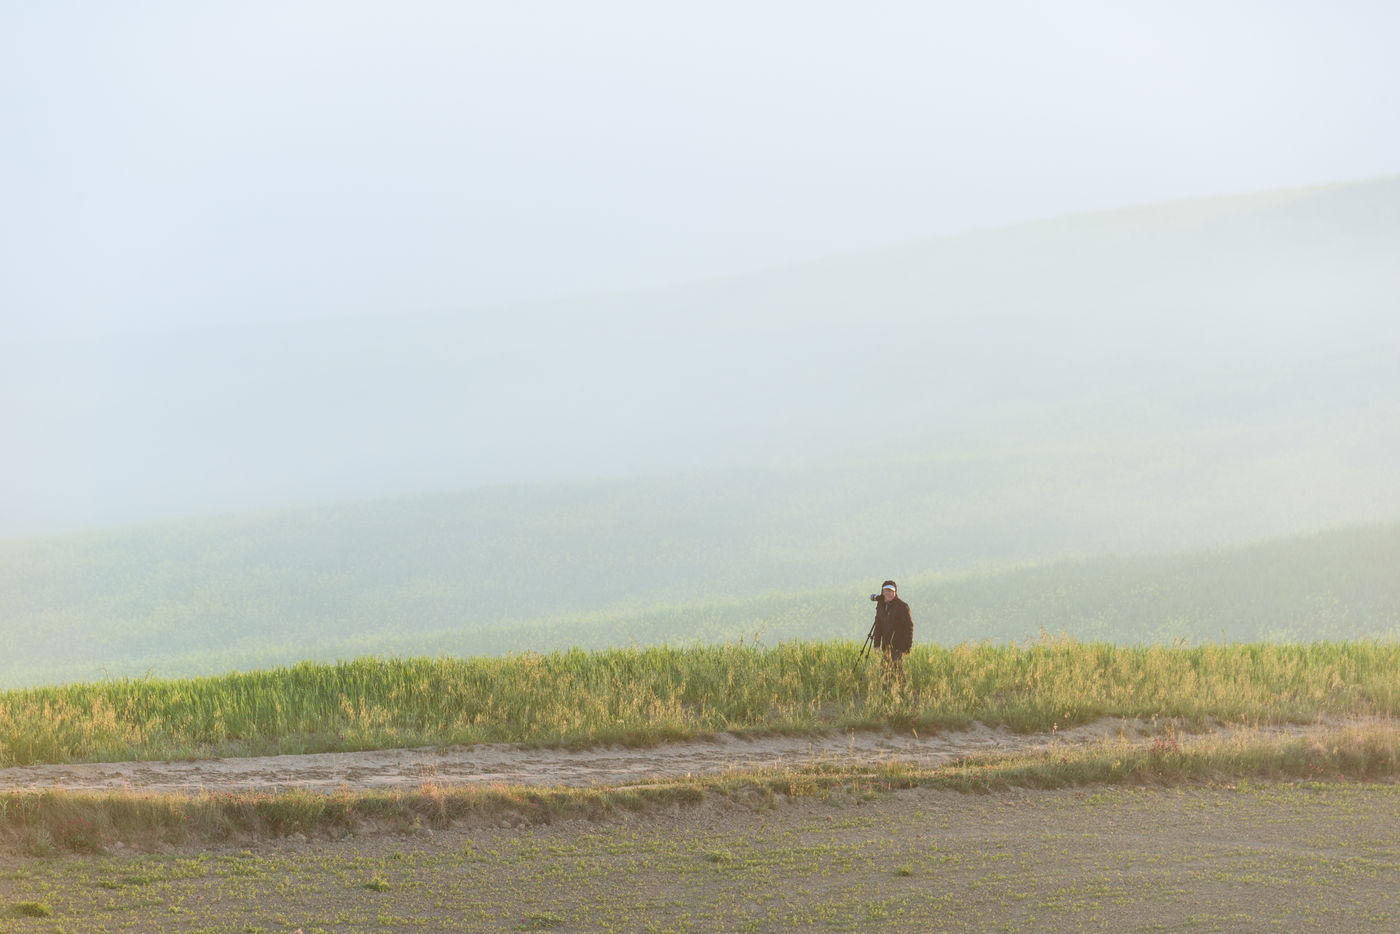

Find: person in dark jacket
873;580;913;689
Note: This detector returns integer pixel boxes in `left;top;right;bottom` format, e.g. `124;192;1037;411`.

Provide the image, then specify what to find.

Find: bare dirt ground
5;720;1399;932
5;780;1400;932
0;717;1344;795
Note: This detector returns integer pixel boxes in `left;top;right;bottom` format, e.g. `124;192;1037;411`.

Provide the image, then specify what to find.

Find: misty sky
4;1;1399;341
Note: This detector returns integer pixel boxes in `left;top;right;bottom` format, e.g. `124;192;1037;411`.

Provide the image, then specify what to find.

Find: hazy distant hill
3;177;1397;688
3;518;1397;689
3;176;1397;533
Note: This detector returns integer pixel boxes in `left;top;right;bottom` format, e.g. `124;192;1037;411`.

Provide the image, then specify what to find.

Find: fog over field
5;2;1398;535
3;176;1399;687
4;176;1398;533
2;3;1399;686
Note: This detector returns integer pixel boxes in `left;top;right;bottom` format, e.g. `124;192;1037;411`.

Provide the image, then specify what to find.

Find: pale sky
3;0;1398;341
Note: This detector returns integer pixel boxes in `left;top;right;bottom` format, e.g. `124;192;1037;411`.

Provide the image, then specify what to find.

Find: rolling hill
3;499;1398;689
2;176;1397;687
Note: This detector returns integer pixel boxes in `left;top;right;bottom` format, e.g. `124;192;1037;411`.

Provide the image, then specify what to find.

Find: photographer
870;580;913;689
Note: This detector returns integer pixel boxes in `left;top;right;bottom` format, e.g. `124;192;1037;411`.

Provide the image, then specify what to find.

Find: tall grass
2;638;1398;767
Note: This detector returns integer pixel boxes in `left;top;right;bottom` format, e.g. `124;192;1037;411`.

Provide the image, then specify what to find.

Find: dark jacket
873;596;913;654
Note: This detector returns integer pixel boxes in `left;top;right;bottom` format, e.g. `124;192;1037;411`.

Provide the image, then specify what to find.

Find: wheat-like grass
2;638;1397;767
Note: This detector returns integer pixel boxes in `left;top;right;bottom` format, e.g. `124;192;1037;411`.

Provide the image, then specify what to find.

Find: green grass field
4;639;1398;768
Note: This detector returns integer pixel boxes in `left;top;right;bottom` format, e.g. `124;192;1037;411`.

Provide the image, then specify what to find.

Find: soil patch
4;780;1399;932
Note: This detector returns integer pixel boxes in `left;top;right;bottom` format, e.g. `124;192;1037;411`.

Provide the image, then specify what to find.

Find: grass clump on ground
2;638;1399;767
12;900;53;917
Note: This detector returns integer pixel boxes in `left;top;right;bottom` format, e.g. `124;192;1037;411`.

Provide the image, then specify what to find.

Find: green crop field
4;639;1399;768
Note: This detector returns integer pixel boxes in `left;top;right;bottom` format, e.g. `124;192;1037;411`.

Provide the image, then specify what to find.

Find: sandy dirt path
0;718;1346;795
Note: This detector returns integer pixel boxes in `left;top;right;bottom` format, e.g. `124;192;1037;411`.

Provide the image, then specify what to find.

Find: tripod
853;619;877;673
